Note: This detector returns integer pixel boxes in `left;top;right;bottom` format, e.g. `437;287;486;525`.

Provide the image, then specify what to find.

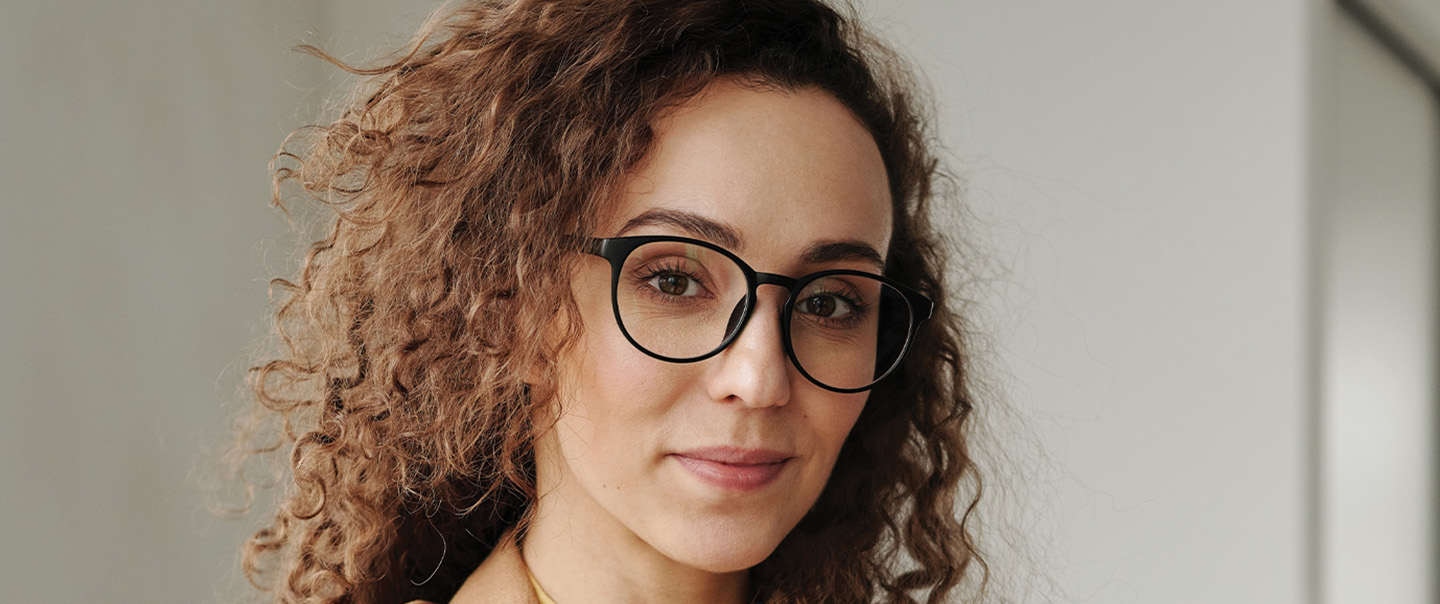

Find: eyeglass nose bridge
722;271;800;344
754;272;798;289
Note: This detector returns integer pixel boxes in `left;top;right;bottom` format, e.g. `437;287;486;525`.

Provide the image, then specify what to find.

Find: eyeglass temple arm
912;294;936;323
563;235;608;257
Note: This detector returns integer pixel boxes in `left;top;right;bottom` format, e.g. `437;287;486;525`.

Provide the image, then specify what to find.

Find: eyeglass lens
614;239;912;391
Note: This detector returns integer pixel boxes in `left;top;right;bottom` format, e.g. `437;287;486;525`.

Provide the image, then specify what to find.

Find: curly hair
228;1;986;602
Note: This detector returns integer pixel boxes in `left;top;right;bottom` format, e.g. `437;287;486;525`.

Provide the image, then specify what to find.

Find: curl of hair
228;1;986;602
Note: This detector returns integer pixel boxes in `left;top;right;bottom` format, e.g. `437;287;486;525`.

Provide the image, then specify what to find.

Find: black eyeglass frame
583;235;935;393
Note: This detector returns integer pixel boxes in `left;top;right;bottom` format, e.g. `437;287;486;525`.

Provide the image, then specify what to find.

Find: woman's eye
798;294;852;318
650;272;699;297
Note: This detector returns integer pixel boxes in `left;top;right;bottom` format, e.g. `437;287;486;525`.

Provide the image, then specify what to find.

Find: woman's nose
705;293;792;409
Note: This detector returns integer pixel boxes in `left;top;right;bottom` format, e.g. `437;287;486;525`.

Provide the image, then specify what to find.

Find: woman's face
535;79;893;574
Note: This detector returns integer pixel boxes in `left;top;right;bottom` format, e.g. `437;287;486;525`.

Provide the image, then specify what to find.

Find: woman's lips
670;447;793;492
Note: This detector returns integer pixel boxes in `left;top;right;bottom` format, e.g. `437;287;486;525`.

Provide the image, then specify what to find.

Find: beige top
407;529;541;604
526;567;559;604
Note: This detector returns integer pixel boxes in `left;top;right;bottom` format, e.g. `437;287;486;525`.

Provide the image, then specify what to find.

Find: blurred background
1;0;1437;602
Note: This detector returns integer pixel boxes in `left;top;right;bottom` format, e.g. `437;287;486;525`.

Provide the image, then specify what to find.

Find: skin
523;78;893;604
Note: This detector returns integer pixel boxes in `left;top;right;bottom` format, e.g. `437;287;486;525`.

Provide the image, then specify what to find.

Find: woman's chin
652;527;785;574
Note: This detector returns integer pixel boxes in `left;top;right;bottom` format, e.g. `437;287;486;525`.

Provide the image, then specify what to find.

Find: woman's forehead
605;80;893;261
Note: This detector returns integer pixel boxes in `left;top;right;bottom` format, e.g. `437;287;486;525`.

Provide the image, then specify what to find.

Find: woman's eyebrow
616;208;883;270
800;241;885;271
615;208;743;250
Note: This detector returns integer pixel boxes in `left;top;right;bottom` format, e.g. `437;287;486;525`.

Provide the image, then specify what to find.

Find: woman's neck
522;472;750;604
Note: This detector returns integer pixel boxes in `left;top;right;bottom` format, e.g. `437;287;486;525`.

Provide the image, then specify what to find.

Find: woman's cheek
557;329;691;479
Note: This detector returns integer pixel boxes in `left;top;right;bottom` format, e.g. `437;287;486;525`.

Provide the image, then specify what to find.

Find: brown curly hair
228;0;986;602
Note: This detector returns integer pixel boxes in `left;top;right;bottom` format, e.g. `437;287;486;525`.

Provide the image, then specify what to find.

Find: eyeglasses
582;235;934;393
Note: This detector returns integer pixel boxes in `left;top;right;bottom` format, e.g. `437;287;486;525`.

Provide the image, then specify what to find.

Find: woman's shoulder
400;530;534;604
444;529;538;604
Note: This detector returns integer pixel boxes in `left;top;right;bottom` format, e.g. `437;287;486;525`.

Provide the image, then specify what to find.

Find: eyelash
797;285;869;325
632;261;710;299
628;261;871;326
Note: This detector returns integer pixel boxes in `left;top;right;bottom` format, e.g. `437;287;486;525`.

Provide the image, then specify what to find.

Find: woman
232;0;985;602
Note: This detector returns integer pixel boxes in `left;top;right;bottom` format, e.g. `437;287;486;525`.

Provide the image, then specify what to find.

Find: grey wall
2;2;1435;604
1357;0;1440;77
1314;3;1440;602
866;1;1313;601
0;2;472;603
0;2;324;602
